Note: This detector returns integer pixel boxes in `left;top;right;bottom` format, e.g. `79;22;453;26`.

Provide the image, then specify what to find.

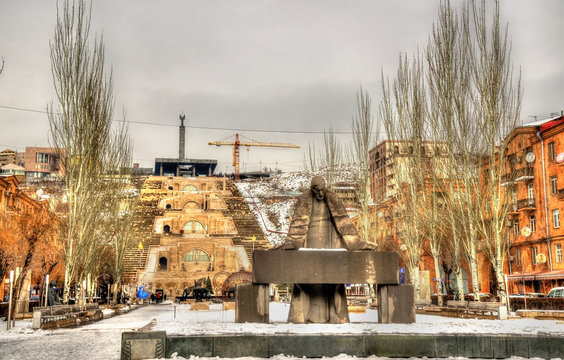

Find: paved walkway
0;305;161;360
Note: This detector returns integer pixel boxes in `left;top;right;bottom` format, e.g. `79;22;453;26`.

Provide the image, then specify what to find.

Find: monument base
120;332;564;359
377;284;416;324
235;283;269;323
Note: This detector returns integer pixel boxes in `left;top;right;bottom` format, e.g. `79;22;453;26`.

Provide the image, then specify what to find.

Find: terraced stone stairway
219;180;270;262
122;179;165;283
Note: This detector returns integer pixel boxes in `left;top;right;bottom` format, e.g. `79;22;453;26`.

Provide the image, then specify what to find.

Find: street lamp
7;270;14;330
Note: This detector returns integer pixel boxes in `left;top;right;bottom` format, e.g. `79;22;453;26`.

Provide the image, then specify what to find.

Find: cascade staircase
122;179;165;283
219;179;271;262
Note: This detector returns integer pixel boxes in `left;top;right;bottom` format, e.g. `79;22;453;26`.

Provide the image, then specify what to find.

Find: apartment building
24;147;62;182
0;148;23;167
504;115;564;294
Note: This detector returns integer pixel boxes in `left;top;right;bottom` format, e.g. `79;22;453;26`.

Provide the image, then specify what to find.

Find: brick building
0;175;42;301
504;115;564;294
24;147;62;182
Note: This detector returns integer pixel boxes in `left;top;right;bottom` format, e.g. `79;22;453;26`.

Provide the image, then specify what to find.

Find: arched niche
183;201;201;210
159;257;167;271
183;220;205;234
183;184;199;192
183;249;210;262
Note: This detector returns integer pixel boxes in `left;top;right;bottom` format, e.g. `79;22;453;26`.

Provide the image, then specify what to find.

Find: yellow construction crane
209;133;299;180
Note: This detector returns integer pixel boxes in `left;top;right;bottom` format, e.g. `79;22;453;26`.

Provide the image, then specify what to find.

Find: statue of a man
273;176;375;323
47;281;62;306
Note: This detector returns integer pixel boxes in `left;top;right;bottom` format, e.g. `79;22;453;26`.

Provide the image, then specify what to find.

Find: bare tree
48;0;132;302
425;0;472;302
380;53;428;296
352;86;377;243
464;0;521;305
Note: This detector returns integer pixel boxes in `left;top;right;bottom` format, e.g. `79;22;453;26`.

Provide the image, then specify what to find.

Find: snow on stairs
219;179;270;262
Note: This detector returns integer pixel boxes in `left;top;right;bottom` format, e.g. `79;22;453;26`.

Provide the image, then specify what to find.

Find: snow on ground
0;302;562;360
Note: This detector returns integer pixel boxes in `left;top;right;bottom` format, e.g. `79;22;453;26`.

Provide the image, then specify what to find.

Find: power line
0;104;383;135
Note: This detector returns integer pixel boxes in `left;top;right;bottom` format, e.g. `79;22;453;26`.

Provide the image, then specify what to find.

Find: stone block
497;305;508;320
235;283;269;323
222;301;235;310
213;335;269;358
377;284;415;324
434;335;458;358
364;335;435;358
456;335;493;358
121;331;166;360
492;336;530;358
190;302;210;311
528;336;564;359
270;335;364;358
32;310;41;329
166;336;213;358
253;250;398;284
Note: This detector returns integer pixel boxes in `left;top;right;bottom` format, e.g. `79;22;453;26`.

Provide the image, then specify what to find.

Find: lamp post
7;270;14;330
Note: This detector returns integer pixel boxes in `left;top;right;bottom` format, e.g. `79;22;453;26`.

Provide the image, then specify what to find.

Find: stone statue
47;281;62;306
272;176;376;323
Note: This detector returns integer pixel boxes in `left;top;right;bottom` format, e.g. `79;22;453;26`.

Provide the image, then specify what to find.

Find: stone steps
218;180;270;261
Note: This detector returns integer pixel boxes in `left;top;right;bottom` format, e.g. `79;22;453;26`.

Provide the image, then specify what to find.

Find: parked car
547;287;564;298
525;292;546;298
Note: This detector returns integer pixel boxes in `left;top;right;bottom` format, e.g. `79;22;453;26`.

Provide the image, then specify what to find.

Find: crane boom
208;133;299;180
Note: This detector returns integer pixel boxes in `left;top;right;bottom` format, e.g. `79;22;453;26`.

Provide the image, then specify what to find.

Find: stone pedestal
498;305;508;320
235;283;269;323
121;331;166;360
377;284;415;324
253;250;399;284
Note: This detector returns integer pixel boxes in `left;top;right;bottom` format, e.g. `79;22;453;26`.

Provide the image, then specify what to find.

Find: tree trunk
468;227;481;300
433;255;444;306
454;268;465;300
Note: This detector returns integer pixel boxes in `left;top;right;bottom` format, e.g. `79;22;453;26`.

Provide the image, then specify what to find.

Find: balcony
501;167;534;186
516;198;536;211
507;203;519;215
515;167;535;182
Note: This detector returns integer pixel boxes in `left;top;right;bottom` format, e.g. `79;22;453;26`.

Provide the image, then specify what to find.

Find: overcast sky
1;0;563;173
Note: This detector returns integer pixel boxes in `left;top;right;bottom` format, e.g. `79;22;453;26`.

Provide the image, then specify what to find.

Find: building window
35;153;49;164
527;183;535;202
550;176;558;195
529;215;536;232
515;248;521;266
555;243;563;263
513;220;519;236
183;249;210;262
183;220;205;233
532;246;538;265
182;184;199;192
553;209;560;228
548;142;555;161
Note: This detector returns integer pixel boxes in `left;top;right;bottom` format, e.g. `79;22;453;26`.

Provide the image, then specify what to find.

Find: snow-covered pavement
0;302;562;360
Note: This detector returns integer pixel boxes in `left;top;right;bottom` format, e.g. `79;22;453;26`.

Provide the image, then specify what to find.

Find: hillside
235;166;360;245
